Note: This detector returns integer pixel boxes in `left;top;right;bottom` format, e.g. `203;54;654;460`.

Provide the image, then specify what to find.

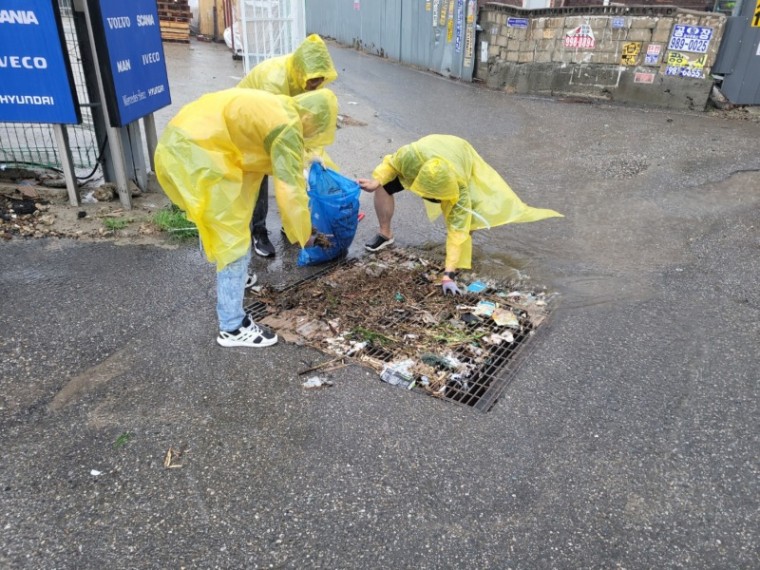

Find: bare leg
373;186;395;238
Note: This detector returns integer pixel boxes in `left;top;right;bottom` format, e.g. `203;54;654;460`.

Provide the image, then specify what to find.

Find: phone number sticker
664;66;705;78
667;25;713;53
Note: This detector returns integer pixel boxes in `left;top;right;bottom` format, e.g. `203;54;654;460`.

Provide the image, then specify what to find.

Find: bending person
155;88;338;347
357;134;563;295
238;34;338;258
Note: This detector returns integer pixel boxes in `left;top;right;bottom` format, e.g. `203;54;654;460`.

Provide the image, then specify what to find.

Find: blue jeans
216;247;251;332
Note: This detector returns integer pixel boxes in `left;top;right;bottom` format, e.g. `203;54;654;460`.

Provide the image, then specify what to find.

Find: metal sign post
52;124;80;206
142;113;159;173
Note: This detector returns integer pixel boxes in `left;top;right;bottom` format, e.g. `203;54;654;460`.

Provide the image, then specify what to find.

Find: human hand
442;278;461;296
357;178;381;192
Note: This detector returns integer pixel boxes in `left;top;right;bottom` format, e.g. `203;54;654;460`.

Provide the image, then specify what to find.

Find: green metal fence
0;1;100;173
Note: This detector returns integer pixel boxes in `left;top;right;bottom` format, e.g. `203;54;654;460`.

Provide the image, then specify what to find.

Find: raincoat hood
236;35;337;96
288;34;338;92
292;89;338;150
375;142;461;201
409;158;459;201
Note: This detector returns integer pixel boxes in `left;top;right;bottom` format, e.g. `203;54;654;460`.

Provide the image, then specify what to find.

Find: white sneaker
245;273;258;288
217;317;278;348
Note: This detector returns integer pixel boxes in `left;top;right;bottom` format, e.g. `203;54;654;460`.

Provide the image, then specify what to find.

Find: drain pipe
399;0;403;61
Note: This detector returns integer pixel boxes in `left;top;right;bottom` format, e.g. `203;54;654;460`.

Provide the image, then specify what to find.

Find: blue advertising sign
0;1;81;124
507;18;529;29
667;25;714;54
612;17;626;29
88;0;171;127
455;0;464;52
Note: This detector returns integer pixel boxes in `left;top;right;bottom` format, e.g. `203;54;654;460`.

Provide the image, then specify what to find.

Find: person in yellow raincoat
357;134;563;295
155;87;338;347
238;34;338;259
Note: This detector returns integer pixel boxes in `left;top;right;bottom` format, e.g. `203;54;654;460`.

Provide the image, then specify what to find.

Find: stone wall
561;0;711;10
477;5;726;110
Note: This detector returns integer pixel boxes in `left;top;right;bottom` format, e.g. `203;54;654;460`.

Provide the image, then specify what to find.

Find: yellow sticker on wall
621;42;641;66
666;51;705;67
447;0;455;43
664;51;706;78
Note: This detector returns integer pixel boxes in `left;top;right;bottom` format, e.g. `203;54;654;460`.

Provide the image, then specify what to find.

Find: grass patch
103;218;130;232
349;326;397;345
152;205;197;240
113;431;133;450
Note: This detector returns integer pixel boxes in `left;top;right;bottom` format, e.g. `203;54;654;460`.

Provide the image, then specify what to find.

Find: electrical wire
0;161;63;174
76;134;109;182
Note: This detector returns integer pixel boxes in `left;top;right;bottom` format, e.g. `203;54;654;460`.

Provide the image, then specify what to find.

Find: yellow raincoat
237;34;338;95
371;135;563;269
237;34;339;170
154;88;338;270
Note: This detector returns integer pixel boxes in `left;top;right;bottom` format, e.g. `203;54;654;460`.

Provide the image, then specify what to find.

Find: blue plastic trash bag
297;162;361;266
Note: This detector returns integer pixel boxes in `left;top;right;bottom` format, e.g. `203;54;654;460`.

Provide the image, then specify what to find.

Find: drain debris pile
254;248;553;408
0;191;60;240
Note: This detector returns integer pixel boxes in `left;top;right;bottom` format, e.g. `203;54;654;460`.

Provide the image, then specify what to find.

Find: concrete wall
478;5;726;110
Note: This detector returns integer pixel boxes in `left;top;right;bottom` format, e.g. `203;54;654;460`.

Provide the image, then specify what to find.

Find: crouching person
358;134;563;295
155;88;338;347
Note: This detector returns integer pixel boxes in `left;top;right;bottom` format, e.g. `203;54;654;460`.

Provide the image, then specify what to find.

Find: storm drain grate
246;249;555;412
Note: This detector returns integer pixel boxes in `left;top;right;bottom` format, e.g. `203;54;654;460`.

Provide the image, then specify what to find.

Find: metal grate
246;249;555;412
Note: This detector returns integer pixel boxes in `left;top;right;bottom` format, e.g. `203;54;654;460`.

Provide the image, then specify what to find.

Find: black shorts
383;177;404;195
384;177;441;203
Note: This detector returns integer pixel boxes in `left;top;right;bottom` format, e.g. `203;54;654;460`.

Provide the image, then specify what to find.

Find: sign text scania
0;10;40;25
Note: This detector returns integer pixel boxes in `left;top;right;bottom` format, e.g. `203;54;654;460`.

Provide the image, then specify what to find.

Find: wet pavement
1;39;759;569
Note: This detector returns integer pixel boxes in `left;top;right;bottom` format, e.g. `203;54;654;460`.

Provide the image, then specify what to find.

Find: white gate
238;0;306;73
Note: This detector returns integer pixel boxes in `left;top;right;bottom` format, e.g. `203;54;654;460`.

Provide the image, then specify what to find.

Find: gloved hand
442;278;461;296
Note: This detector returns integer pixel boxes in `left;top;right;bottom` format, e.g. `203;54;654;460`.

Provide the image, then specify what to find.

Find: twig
320;363;349;373
298;356;345;375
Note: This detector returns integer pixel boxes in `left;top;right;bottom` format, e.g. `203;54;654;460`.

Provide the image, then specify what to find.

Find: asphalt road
1;40;758;569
